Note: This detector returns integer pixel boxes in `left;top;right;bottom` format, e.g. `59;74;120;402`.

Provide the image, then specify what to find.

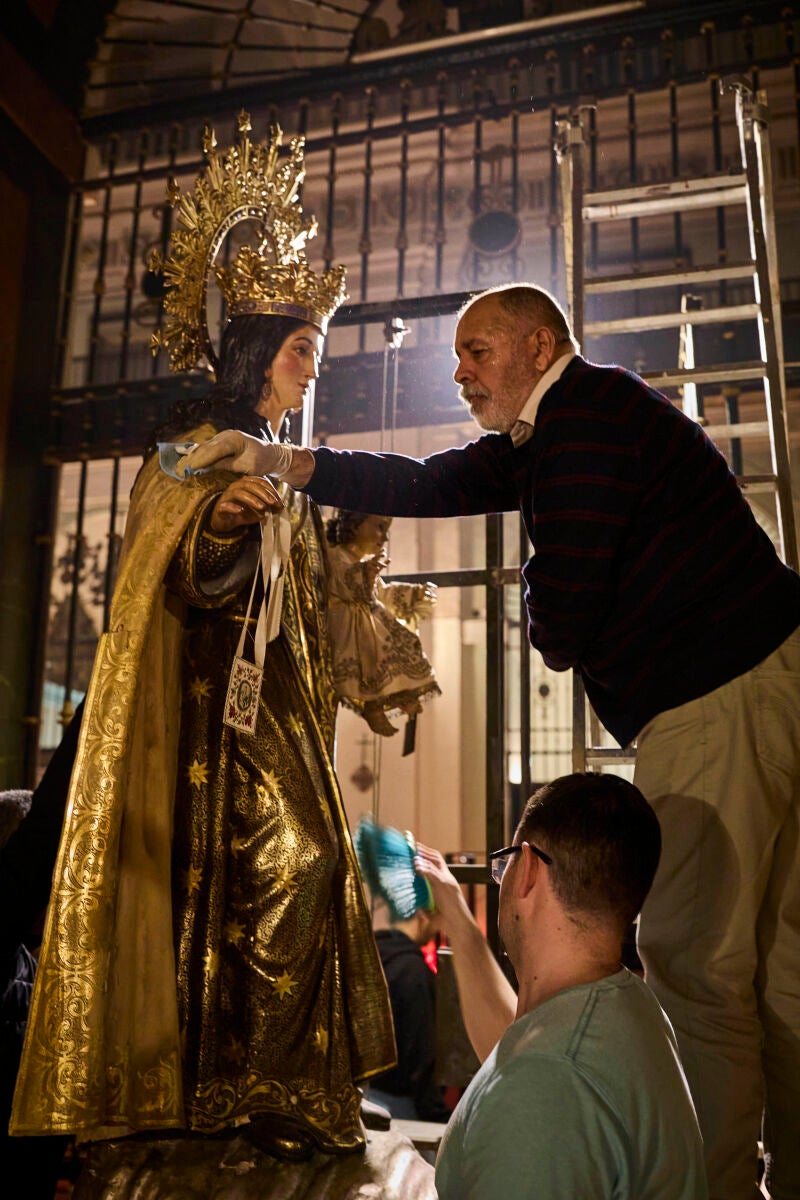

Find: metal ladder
554;79;798;773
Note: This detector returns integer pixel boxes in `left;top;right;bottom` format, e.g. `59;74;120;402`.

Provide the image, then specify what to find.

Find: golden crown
151;112;347;373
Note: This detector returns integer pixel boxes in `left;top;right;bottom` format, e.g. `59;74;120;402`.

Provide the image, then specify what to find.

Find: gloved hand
185;431;294;478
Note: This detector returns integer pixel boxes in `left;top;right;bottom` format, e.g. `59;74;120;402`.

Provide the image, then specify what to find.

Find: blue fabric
367;1086;419;1121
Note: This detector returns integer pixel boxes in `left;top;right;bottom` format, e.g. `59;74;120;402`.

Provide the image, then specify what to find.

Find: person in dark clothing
0;703;83;1194
371;910;450;1124
0;702;84;969
186;281;800;1200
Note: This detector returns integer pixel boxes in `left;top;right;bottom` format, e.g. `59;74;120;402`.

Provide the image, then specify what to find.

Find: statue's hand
186;431;288;477
363;704;398;737
364;553;390;588
209;476;284;533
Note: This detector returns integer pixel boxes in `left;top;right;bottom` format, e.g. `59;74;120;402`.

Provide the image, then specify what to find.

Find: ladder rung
585;748;636;765
644;363;767;388
737;474;777;493
584;173;747;206
585;305;760;336
700;421;770;440
584;185;747;222
585;263;757;294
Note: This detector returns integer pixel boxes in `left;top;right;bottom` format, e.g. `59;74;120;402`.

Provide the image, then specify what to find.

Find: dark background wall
0;109;72;785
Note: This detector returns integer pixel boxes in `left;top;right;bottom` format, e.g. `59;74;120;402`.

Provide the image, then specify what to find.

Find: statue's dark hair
325;510;373;547
146;313;307;456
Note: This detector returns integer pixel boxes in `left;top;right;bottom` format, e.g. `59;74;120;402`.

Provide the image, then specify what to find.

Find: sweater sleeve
524;368;646;671
304;437;519;518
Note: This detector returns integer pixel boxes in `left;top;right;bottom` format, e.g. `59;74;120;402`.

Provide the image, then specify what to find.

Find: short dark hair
515;773;661;932
460;284;575;345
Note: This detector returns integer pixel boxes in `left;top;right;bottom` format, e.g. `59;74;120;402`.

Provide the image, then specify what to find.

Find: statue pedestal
72;1126;437;1199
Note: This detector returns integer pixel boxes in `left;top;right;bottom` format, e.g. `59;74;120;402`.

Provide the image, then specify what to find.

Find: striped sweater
305;356;800;745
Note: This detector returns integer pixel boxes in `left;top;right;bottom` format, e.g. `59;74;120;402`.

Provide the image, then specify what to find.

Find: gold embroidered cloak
11;427;394;1146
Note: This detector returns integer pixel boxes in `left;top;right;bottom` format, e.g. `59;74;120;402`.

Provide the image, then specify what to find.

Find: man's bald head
459;284;576;347
452;285;576;433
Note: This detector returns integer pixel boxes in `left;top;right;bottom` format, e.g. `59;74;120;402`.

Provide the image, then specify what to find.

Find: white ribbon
234;500;292;669
255;504;291;660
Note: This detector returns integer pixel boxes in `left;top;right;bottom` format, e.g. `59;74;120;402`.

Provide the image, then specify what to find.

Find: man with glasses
416;773;707;1200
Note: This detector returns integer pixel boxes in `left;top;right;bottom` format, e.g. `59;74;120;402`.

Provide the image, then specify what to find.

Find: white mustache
460;388;489;403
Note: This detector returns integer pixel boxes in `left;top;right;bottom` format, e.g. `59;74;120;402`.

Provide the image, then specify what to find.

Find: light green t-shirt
435;969;707;1200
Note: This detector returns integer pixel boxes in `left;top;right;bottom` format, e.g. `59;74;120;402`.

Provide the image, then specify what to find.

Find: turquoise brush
354;815;434;920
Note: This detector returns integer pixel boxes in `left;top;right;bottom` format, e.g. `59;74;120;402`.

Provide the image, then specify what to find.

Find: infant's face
354;515;392;556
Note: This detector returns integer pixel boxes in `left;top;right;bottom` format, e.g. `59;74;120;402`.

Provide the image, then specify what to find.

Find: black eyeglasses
488;842;553;884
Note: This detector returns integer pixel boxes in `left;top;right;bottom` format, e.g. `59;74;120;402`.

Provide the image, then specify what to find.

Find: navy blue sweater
306;356;800;745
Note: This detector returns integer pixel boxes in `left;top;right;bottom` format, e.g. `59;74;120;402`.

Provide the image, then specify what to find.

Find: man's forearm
300;440;519;519
415;842;517;1060
284;446;316;488
446;906;516;1062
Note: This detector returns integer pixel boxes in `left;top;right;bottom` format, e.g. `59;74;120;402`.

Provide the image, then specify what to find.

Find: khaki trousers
635;627;800;1200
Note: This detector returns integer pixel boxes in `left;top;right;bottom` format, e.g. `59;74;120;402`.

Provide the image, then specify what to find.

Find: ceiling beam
0;32;85;181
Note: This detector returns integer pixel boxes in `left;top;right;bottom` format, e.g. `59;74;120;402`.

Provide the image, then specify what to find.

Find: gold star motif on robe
224;919;246;947
181;864;203;894
188;676;212;703
203;948;219;976
313;1025;329;1055
230;833;247;855
273;864;298;896
187;758;208;788
261;768;281;794
272;970;297;1000
224;1036;246;1066
288;713;303;739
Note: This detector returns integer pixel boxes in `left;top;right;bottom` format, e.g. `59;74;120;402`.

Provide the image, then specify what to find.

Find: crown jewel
151;117;347;373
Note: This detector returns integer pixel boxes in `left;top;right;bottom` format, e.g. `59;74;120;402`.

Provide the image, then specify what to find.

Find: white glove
185;431;294;478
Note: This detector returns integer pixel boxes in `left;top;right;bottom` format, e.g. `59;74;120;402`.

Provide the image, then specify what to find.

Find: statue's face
353;514;392;556
263;323;324;415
